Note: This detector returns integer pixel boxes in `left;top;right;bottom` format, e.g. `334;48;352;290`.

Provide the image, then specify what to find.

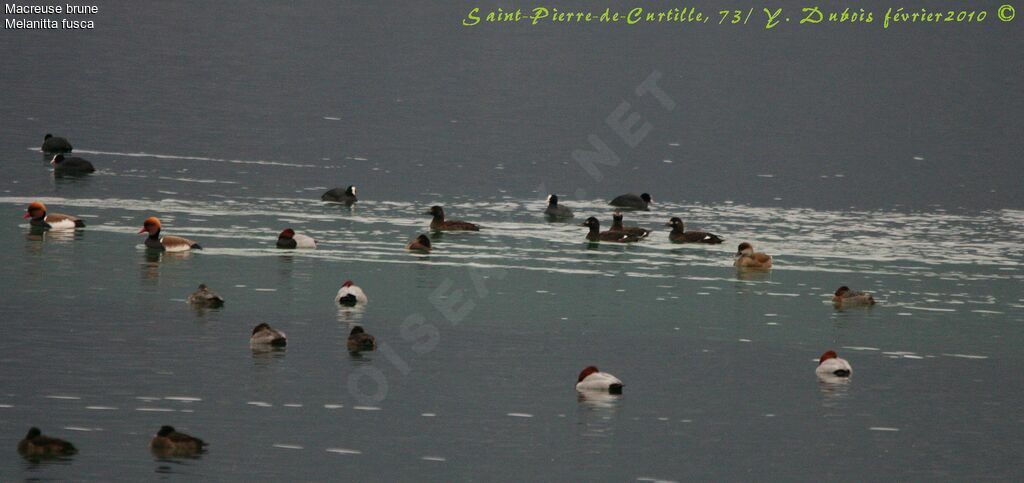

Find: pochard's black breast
145;235;165;250
277;238;297;249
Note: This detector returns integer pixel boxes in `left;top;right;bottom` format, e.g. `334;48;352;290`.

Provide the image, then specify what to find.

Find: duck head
426;206;444;218
833;286;851;302
139;217;162;235
252;323;272;335
25;427;42;438
415;234;431;248
24;201;46;219
341;280;355;288
547;194;559;206
350;326;365;336
44;133;53;141
580;217;600;229
640;193;652;204
346;185;357;196
577;366;600;382
157;426;175;437
818;350;839;365
278;228;295;240
50;154;65;165
736;242;754;257
665;217;683;229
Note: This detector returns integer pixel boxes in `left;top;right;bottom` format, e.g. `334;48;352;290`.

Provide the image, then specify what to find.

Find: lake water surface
1;1;1022;481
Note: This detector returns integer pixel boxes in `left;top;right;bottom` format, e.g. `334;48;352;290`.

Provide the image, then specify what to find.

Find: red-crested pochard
23;201;85;230
138;217;201;252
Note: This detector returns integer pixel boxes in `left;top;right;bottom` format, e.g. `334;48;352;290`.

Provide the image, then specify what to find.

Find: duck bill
138;227;148;234
23;212;31;219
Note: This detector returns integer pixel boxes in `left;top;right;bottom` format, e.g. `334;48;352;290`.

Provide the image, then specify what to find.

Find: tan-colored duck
406;234;432;253
832;286;876;307
150;425;206;457
733;242;772;270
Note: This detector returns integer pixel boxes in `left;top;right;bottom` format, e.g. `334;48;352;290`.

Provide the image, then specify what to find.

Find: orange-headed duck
666;217;724;244
150;425;206;457
139;217;201;252
336;280;368;306
544;194;574;221
24;201;85;230
575;366;623;394
187;284;224;307
276;228;316;249
426;205;479;231
610;212;650;238
816;350;853;379
18;427;77;457
322;185;357;204
347;326;376;353
833;286;876;307
734;242;772;270
51;154;94;175
580;217;643;243
406;234;432;253
250;323;287;347
609;192;652;211
41;133;73;154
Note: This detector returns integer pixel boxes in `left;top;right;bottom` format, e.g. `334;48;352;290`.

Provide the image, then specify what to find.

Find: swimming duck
321;185;357;204
580;217;643;243
833;286;876;307
250;323;287;346
150;425;206;456
18;427;77;457
138;217;201;252
575;366;623;394
347;326;376;352
50;154;94;175
336;280;368;306
41;134;73;154
544;194;574;220
23;201;85;230
187;284;224;307
276;228;316;249
609;192;652;211
406;234;432;253
426;206;480;231
733;242;772;270
816;350;853;378
665;217;724;244
609;212;650;238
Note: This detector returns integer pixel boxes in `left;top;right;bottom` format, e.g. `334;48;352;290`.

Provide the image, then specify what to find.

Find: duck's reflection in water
817;375;852;408
576;390;623;438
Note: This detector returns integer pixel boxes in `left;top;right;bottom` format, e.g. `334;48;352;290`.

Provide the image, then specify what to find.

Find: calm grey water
1;1;1022;481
